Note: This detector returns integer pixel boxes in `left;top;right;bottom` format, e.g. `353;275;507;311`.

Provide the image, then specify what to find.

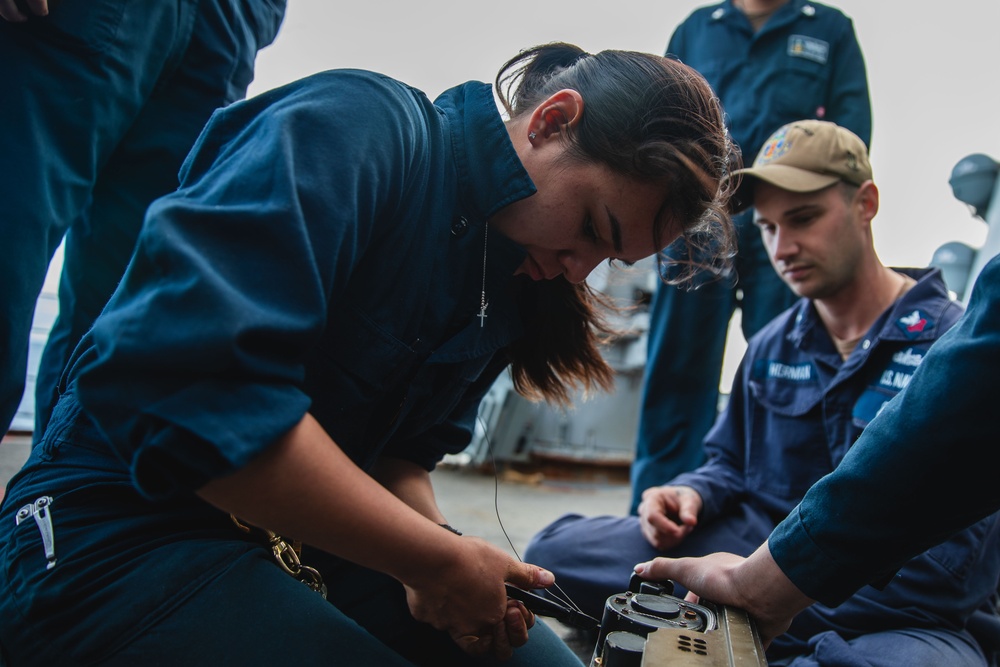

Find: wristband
439;523;463;536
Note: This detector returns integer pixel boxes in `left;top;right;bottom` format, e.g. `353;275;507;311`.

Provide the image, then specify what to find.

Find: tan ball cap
729;119;872;213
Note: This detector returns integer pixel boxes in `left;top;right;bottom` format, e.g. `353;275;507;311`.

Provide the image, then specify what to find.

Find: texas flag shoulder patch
896;310;934;339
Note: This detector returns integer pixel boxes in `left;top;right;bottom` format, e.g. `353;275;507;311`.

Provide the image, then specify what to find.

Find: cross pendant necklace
478;223;489;328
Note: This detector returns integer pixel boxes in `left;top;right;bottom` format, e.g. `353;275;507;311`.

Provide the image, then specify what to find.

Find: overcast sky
247;0;1000;270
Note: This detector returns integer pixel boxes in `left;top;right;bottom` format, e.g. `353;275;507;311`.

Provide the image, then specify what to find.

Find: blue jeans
630;210;796;512
0;0;285;436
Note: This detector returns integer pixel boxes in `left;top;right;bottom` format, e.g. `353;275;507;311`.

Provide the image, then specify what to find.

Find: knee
523;513;586;568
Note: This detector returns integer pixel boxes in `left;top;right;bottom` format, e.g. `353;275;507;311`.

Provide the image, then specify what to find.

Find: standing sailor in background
632;0;872;513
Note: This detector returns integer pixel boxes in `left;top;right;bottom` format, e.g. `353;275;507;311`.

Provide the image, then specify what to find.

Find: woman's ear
526;89;584;143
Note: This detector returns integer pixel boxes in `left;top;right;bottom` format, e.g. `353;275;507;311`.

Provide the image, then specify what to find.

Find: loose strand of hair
508;280;616;406
495;43;589;118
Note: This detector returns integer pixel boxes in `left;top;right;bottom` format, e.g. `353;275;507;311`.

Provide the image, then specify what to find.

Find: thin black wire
478;415;586;614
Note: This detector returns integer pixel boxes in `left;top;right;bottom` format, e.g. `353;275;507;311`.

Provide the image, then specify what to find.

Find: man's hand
633;543;815;648
0;0;48;22
403;536;551;660
637;485;702;550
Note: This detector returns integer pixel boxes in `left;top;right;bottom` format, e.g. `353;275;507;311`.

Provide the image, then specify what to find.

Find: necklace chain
478;224;489;327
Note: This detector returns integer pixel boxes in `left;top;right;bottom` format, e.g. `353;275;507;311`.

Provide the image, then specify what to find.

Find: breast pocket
29;0;128;55
769;55;829;120
747;372;831;500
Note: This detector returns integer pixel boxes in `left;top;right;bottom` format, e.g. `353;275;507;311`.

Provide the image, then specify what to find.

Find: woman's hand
637;485;702;550
198;415;554;659
402;536;553;660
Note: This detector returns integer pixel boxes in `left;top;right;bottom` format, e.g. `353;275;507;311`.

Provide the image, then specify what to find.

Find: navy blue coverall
526;268;1000;665
0;72;582;667
632;0;873;511
0;0;286;437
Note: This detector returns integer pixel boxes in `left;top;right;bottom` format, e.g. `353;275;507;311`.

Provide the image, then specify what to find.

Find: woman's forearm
197;412;460;586
370;457;447;524
196;412;555;646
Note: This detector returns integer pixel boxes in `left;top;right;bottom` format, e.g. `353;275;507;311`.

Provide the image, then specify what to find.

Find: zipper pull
14;496;56;570
33;496;57;570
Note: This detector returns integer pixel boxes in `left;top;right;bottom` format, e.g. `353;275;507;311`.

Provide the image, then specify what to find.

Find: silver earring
528;131;537;141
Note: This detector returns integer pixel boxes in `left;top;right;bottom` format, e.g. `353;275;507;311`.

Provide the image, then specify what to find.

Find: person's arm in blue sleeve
75;73;410;499
823;15;872;146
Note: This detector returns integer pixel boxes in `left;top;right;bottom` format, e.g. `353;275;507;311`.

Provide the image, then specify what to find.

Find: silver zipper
15;496;57;570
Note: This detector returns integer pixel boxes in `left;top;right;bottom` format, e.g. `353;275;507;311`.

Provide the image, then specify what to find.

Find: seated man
525;120;1000;666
